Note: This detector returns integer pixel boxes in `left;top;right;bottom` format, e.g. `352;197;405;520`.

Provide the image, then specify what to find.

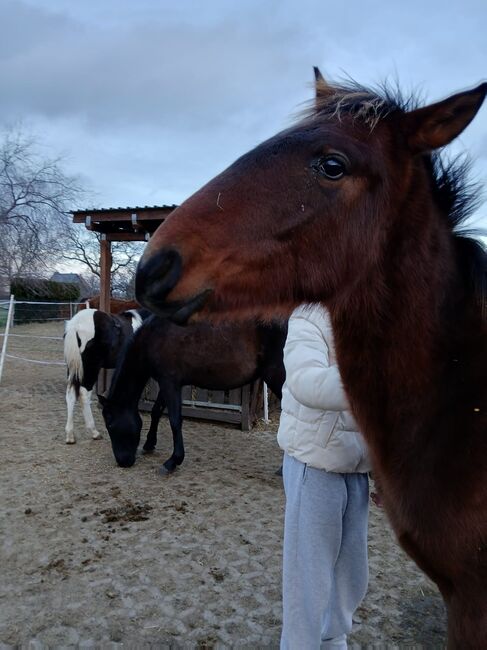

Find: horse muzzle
136;248;211;323
115;452;137;468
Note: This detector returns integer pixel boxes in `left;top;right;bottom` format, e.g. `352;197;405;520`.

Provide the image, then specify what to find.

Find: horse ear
404;83;487;153
314;66;334;101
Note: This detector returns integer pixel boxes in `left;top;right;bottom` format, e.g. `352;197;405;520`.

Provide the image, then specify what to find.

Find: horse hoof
92;432;102;440
159;465;176;476
142;447;155;455
66;439;76;445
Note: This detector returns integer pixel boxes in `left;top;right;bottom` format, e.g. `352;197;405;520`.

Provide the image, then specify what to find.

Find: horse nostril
135;248;182;310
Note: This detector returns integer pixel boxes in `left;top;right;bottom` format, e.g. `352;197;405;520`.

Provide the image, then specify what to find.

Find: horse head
99;394;142;468
135;70;486;324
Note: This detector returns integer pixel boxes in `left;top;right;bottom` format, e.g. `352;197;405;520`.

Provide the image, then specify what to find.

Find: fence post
0;294;15;383
263;382;269;423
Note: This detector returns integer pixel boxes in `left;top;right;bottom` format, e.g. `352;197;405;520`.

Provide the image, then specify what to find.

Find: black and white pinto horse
63;308;149;443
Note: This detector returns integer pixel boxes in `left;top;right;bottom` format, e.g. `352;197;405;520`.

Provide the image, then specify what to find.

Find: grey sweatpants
280;453;369;650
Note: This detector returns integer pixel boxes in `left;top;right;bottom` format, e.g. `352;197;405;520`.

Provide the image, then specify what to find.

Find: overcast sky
1;0;486;233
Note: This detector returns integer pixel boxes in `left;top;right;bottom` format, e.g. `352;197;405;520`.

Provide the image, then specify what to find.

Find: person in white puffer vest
278;304;371;650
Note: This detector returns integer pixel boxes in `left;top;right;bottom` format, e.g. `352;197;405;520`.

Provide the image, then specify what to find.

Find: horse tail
64;309;96;385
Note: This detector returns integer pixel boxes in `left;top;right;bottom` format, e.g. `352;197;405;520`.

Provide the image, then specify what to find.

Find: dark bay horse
99;315;286;473
135;71;487;646
64;307;150;443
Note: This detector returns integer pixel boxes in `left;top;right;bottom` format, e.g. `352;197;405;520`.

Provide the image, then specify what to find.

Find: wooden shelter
71;205;176;313
70;205;262;430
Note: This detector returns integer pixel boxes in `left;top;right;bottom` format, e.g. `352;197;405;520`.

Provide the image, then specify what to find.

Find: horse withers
99;315;286;473
63;307;150;443
135;71;487;647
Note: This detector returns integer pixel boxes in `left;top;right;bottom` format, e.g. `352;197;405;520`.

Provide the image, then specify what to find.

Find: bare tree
0;125;145;297
60;225;144;297
0;125;83;231
0;124;87;284
0;218;62;281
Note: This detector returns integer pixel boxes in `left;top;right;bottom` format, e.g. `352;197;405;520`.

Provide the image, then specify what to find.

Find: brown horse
77;296;139;313
135;70;487;647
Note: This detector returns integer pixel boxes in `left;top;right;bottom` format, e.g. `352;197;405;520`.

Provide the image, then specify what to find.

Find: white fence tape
6;354;65;366
0;296;69;380
1;300;76;305
0;333;64;340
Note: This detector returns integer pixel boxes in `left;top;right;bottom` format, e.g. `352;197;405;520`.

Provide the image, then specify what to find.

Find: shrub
11;277;80;323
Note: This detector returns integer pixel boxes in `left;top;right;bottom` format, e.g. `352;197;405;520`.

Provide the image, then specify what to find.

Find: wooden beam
99;236;112;314
72;208;174;224
139;400;243;425
105;232;149;242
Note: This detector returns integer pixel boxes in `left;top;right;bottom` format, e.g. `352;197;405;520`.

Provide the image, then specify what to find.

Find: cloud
0;1;311;132
0;0;486;217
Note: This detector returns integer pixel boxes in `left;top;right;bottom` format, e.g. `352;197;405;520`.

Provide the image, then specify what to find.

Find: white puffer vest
278;305;371;473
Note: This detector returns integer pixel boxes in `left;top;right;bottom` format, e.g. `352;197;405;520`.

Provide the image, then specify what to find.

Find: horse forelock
300;81;415;132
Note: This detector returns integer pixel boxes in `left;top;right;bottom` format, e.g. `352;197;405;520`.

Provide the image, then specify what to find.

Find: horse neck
108;339;151;406
330;201;461;451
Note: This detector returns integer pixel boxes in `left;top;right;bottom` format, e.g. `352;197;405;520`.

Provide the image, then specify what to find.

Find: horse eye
314;156;347;180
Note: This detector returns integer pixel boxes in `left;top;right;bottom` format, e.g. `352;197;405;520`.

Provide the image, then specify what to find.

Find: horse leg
143;390;166;453
65;383;77;444
80;387;102;440
159;388;184;475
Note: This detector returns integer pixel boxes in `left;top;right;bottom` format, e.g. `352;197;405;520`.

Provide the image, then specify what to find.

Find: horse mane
429;155;486;320
106;315;157;401
301;80;487;321
107;333;135;401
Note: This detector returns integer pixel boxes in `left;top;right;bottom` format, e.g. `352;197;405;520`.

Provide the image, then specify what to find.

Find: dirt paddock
0;322;447;648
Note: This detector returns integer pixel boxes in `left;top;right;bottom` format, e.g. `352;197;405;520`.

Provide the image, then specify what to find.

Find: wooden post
263;382;269;423
241;384;251;431
99;235;112;314
99;236;112;393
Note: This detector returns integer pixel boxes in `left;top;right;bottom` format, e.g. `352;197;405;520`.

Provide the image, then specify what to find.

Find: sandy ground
0;322;447;648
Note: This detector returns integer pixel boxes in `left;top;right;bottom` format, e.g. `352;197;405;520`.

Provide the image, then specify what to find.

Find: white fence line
14;317;70;322
5;354;65;366
0;300;76;305
0;296;69;380
0;298;81;322
0;333;64;340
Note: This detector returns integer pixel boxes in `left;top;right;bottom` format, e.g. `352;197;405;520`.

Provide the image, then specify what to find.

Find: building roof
71;205;177;241
50;272;90;293
51;272;82;284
